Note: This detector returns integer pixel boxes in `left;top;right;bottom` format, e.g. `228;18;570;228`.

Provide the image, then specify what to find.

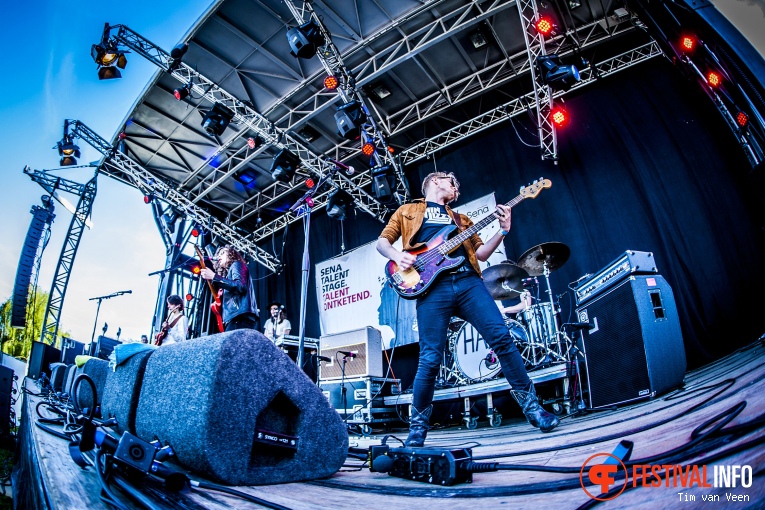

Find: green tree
0;287;69;360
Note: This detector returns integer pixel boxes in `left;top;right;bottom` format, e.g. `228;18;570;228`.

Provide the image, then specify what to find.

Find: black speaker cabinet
27;341;62;381
575;275;686;409
61;338;85;365
91;336;122;361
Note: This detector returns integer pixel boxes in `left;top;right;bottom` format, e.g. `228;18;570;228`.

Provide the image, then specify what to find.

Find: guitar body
382;178;552;300
211;289;224;333
385;225;465;299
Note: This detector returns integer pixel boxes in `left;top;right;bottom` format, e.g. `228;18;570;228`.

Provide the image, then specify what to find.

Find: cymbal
483;263;529;300
517;242;570;276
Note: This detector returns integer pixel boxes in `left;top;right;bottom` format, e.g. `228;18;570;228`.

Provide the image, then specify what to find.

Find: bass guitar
384;178;551;299
194;244;225;332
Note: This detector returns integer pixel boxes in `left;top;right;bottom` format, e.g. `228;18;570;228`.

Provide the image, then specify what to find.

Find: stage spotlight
680;35;696;53
270;148;301;182
201;103;234;136
305;178;315;188
143;194;154;204
91;41;128;80
707;71;721;88
185;293;193;302
57;137;81;166
334;100;366;140
362;142;376;157
535;17;556;37
174;83;192;101
550;106;569;127
168;43;188;71
324;75;339;90
191;226;201;237
247;136;261;149
287;19;326;59
736;111;748;127
326;189;354;221
536;54;580;91
371;165;397;204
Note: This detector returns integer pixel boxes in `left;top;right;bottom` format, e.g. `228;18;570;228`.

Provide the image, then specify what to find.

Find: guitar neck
194;245;220;298
442;194;526;251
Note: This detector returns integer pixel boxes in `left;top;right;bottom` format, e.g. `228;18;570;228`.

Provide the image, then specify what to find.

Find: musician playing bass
200;245;259;332
376;171;558;447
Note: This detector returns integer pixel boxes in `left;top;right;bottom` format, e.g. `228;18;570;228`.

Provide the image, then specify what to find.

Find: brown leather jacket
379;199;484;276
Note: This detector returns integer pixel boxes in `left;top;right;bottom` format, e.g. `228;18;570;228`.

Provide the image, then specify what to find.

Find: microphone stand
290;163;342;372
88;291;132;346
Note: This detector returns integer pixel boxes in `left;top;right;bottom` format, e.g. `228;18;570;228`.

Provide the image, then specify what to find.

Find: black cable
191;480;292;510
95;449;130;510
33;421;72;441
71;373;97;421
111;472;166;510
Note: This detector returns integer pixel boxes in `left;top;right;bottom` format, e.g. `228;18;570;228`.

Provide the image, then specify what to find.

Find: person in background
200;245;259;331
161;294;188;345
376;170;559;447
140;334;149;344
263;302;292;342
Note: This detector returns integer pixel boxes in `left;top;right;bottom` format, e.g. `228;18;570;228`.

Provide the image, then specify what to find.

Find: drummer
500;290;532;319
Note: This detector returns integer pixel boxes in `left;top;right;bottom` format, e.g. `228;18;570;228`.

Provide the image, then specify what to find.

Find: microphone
338;351;357;358
326;158;355;176
316;355;332;363
372;455;393;473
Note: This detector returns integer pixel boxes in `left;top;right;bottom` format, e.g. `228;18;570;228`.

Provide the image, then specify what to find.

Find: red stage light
324;75;339;90
191;228;200;237
736;111;748;127
387;146;395;154
707;71;721;87
681;36;696;52
185;293;193;301
192;265;201;275
247;137;257;149
536;17;554;36
305;196;315;208
143;194;153;204
362;142;376;156
551;106;569;127
305;178;315;188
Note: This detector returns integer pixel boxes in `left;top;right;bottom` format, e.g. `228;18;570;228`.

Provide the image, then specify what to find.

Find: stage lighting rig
270;148;301;182
286;19;326;59
536;54;581;91
200;103;234;136
91;24;128;80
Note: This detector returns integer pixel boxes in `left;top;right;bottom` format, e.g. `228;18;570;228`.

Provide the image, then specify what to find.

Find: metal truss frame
24;166;97;345
108;25;391;228
65;119;282;272
400;41;663;163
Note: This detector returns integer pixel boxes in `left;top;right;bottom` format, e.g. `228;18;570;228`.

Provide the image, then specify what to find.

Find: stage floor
16;340;765;509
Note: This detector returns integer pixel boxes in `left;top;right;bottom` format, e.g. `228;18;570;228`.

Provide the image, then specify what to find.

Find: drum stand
538;262;568;365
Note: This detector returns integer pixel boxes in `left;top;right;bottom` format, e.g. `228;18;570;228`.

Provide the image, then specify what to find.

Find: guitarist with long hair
376;171;558;447
200;245;260;331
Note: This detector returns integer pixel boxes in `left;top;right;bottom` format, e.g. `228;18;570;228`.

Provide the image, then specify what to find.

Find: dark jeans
225;313;259;332
412;271;531;410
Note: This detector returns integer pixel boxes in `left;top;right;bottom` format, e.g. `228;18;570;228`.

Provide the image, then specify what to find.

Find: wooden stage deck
15;339;765;509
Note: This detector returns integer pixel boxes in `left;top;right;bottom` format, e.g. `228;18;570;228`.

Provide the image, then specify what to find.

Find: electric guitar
384;179;552;299
194;244;225;332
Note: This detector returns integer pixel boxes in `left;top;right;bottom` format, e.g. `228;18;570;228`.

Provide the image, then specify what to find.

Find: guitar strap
167;314;183;330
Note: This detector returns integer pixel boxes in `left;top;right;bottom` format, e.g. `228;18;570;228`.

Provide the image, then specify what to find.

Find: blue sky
1;1;214;346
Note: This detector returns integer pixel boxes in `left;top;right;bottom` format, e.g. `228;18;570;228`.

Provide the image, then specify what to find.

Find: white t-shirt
264;318;291;341
163;313;189;345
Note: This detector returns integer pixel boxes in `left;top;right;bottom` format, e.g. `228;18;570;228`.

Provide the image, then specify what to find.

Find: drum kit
437;242;572;386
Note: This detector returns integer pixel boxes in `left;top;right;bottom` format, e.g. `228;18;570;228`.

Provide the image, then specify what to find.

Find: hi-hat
517;242;570;276
483;263;529;300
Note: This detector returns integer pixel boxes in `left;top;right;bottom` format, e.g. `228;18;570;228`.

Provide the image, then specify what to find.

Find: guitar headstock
520;178;552;199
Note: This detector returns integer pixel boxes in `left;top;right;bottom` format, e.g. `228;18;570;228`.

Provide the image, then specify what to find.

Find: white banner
315;193;504;349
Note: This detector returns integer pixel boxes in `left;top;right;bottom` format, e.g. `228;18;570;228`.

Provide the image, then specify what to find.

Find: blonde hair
421;171;460;203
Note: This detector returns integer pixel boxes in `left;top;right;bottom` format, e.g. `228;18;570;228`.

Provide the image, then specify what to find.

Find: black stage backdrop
251;57;765;370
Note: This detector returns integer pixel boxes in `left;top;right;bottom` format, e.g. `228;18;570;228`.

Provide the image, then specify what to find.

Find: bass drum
449;319;533;381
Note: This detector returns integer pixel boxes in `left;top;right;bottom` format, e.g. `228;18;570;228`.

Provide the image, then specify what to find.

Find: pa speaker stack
575;274;686;408
0;366;14;436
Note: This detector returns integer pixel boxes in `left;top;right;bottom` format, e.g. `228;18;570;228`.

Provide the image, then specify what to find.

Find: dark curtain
254;57;765;370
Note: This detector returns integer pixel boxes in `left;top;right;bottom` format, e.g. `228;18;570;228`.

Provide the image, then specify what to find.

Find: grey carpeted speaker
73;358;110;412
101;350;154;434
62;364;77;396
134;330;349;485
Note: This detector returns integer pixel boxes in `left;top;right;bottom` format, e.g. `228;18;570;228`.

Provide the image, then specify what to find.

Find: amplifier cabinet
27;341;61;380
320;327;383;379
575;275;686;409
61;338;85;365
